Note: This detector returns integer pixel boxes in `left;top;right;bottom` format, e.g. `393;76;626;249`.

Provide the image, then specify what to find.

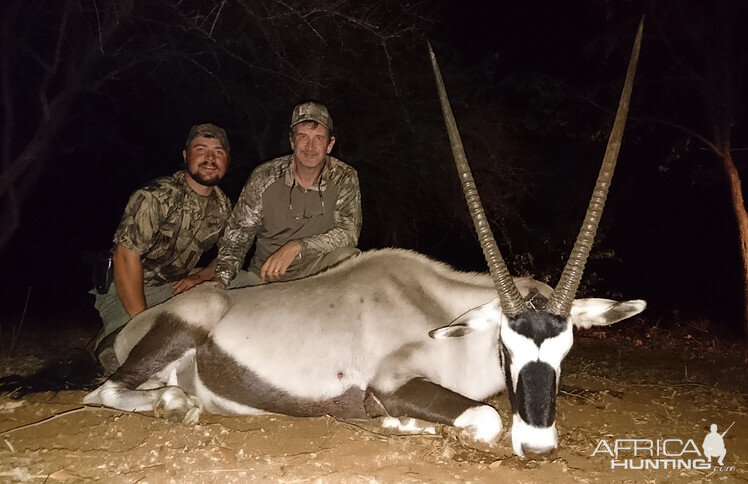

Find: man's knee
94;282;174;341
323;247;360;267
94;289;131;339
302;246;360;278
229;269;265;288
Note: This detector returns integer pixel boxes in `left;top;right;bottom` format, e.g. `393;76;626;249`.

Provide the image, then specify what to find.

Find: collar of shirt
174;170;218;205
281;155;330;192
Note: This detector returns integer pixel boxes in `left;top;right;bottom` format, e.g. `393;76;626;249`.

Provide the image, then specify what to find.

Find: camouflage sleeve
112;189;165;255
298;168;362;256
214;168;271;286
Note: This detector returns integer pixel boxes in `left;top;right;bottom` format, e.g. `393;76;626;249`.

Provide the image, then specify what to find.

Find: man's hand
172;272;208;295
172;260;219;295
260;240;302;281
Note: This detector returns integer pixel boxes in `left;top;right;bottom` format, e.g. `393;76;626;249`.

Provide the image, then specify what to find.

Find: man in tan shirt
214;102;362;287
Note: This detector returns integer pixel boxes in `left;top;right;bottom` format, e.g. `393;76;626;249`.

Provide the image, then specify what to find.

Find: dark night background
1;0;746;342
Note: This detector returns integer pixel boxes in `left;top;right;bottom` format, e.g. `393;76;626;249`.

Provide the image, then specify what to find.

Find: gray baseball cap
290;102;333;132
185;123;230;153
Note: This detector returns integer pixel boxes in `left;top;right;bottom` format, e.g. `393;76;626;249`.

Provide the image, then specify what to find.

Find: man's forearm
214;252;242;286
298;224;358;256
113;245;147;317
215;228;256;286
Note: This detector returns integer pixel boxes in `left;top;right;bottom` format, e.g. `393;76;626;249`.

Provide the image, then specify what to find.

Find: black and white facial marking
501;309;573;456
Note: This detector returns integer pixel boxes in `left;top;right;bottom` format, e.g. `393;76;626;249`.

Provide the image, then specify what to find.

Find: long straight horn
546;18;644;317
428;42;525;318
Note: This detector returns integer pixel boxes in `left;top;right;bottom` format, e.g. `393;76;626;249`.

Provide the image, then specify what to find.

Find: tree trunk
0;91;75;252
719;147;748;340
0;0;133;256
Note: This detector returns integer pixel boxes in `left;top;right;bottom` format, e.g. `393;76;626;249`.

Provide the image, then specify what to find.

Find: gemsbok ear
569;298;647;329
429;298;501;339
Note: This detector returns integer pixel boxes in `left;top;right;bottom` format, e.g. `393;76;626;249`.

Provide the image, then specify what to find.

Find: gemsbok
85;20;646;457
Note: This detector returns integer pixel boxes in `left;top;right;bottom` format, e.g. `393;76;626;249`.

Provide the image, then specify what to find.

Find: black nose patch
515;360;556;428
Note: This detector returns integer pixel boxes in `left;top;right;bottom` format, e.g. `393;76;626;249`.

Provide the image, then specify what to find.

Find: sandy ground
0;322;745;482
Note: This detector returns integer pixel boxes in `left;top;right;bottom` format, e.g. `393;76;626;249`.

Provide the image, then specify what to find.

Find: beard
187;162;223;187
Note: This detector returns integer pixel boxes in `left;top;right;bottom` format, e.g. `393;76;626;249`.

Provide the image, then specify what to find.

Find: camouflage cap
185;123;230;153
290;102;333;132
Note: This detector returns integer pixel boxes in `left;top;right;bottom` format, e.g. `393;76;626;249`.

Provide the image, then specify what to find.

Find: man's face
183;135;228;187
290;122;335;171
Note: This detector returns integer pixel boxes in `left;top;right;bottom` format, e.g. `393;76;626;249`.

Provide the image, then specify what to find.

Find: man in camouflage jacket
93;123;232;373
214;102;361;287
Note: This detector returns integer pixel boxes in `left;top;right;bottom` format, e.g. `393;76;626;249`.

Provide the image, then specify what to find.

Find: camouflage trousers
91;269;255;350
92;247;358;349
243;246;360;285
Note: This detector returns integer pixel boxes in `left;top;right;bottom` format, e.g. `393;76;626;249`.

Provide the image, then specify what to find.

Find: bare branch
92;0;104;53
38;0;72;118
17;41;52;73
537;72;723;157
1;7;17;170
89;44;172;91
273;0;326;43
209;0;227;37
637;114;720;154
649;9;705;85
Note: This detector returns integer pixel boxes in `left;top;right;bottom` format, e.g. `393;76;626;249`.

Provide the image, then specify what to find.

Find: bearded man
92;123;232;373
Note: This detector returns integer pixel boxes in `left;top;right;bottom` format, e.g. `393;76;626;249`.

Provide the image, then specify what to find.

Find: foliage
1;0;540;270
4;0;745;335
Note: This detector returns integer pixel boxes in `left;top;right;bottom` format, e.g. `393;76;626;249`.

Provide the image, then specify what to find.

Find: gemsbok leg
370;377;503;442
